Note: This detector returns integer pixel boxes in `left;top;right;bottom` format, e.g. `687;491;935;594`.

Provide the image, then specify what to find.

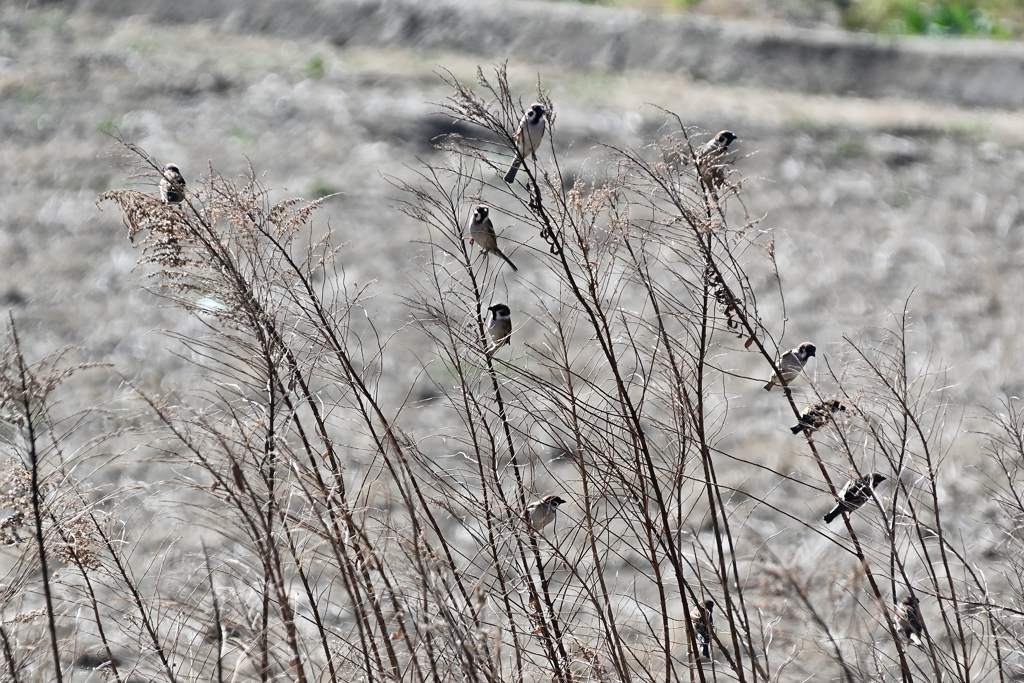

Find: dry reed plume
0;64;1018;683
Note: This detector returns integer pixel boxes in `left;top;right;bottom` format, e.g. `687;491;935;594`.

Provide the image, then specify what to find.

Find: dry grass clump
0;63;1021;683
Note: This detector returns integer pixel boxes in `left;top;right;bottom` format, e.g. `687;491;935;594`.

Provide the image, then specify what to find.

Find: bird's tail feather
790;424;803;435
823;507;841;524
763;379;775;391
497;249;518;272
504;157;522;183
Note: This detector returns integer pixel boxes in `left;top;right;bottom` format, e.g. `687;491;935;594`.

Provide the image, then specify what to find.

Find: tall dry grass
0;64;1017;682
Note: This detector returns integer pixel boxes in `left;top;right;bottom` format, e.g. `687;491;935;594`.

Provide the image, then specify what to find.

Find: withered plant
0;64;1020;683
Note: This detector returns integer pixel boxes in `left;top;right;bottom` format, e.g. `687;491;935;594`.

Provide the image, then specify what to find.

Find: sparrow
694;130;737;189
160;163;187;204
791;399;845;436
823;473;886;524
763;342;816;391
503;103;546;184
689;599;714;659
525;494;566;530
468;205;518;272
700;130;737;157
485;303;512;358
894;595;924;649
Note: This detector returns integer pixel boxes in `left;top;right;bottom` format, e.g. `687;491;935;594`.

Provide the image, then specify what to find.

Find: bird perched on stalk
701;130;737;156
467;205;518;272
764;342;816;391
694;130;737;189
894;595;925;649
524;494;566;530
689;599;715;659
823;473;886;524
791;400;845;436
504;103;546;184
485;303;512;358
160;163;186;204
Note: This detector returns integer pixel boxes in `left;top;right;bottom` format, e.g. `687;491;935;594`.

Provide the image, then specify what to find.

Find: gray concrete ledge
75;0;1024;109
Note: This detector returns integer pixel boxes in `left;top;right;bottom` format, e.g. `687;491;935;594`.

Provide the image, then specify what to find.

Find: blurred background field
4;1;1024;422
2;0;1024;678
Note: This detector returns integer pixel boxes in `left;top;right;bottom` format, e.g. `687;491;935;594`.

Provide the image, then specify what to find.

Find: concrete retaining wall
75;0;1024;108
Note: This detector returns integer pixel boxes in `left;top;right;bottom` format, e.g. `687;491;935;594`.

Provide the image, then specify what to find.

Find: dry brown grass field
3;3;1024;682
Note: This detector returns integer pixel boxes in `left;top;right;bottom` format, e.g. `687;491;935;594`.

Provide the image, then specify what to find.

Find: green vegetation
24;10;66;33
96;116;119;136
571;0;1023;38
16;84;44;103
307;178;338;199
304;55;327;78
227;123;255;144
841;0;1015;37
834;138;867;158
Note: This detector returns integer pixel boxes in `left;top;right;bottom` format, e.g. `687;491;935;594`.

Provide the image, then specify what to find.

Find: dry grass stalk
0;64;1016;683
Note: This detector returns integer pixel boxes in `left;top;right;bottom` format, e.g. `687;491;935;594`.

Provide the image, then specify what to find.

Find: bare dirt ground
3;0;1024;519
3;4;1024;678
5;6;1023;410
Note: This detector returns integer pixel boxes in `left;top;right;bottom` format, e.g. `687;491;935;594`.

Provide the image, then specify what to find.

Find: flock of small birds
154;102;921;663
